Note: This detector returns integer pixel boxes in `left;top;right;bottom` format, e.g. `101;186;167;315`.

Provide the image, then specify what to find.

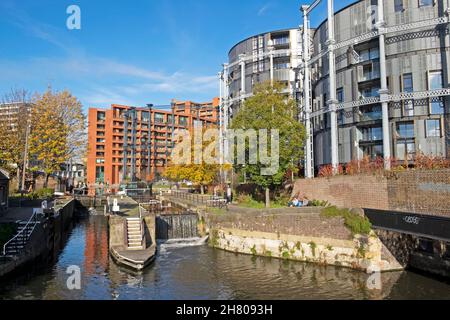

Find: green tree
231;81;306;207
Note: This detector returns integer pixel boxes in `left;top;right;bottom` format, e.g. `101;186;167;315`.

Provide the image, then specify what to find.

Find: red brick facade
87;98;219;187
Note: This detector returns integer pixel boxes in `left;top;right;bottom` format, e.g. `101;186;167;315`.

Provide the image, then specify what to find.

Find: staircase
3;220;38;257
126;218;144;250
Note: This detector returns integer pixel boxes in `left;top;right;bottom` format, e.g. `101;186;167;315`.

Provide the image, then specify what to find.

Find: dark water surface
0;216;449;300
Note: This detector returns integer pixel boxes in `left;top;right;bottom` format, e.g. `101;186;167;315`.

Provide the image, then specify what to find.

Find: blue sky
0;0;355;110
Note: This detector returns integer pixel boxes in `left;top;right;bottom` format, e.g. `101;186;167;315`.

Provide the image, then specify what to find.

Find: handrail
2;209;39;256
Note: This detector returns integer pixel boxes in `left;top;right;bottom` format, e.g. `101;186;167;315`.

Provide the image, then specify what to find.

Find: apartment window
361;126;383;141
419;0;434;7
430;99;445;115
155;113;164;124
96;159;105;164
360;105;382;121
426;119;441;137
397;122;415;138
142;111;150;122
402;73;413;93
95;166;104;183
359;47;379;62
362;144;384;160
337;88;344;103
97;112;106;121
179;116;187;126
274;63;290;70
394;0;404;12
429;70;443;90
337;110;344;125
360;86;380;98
404;100;415;116
96;138;105;143
397;140;416;161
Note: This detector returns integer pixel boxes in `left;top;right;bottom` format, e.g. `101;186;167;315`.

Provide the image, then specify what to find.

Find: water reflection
0;216;449;300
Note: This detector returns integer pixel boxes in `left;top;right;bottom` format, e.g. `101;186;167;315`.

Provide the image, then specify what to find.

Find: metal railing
170;190;228;209
2;209;39;256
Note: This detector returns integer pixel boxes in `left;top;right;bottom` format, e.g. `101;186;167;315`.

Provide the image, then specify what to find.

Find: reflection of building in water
84;217;109;275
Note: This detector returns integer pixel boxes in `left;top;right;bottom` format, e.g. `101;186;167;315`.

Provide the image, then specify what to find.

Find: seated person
289;197;301;207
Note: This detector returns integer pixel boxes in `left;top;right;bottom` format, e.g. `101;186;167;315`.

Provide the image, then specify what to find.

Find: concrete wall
293;169;450;216
109;216;125;249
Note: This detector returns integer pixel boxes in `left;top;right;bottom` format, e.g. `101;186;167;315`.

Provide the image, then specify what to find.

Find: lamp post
146;104;153;180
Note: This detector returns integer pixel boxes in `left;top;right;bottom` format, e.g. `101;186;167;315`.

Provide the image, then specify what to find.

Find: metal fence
170;190;228;209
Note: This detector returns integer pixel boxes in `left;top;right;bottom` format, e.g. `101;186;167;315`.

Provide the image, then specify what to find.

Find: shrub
318;164;344;178
321;206;372;235
308;199;330;207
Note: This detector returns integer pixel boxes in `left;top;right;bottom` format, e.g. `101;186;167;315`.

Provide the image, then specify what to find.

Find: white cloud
258;3;271;16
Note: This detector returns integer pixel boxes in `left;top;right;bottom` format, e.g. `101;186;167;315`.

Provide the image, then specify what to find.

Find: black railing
170;190;228;209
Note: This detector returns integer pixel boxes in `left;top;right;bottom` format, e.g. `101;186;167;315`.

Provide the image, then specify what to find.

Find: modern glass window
360;86;380;98
97;112;106;121
430;100;444;115
419;0;434;7
179;116;188;126
394;0;404;12
360;105;382;121
154;113;164;124
397;122;415;138
274;63;290;70
141;111;150;122
426;119;441;137
402;73;413;92
95;166;105;183
361;126;383;141
397;140;416;161
362;144;384;160
272;36;289;45
337;88;344;103
404;100;414;116
429;70;443;90
359;47;379;62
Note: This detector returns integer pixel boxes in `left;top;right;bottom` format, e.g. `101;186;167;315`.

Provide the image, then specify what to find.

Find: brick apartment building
87;98;219;186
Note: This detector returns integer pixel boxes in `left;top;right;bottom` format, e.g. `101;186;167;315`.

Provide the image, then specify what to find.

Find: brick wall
293;169;450;217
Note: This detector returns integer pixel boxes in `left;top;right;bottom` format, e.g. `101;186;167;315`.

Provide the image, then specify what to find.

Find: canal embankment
0;197;77;278
293;170;450;278
161;193;402;274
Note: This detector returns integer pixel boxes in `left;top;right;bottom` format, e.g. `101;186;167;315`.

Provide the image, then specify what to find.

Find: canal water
0;216;449;300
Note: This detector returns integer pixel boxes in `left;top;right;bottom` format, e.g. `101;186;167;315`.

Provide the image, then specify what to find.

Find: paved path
109;196;141;217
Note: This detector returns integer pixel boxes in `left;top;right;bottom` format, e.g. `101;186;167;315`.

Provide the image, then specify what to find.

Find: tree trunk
44;173;49;188
265;187;270;208
200;185;205;195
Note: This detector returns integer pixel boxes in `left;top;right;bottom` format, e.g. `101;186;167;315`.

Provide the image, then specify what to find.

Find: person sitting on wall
288;197;300;207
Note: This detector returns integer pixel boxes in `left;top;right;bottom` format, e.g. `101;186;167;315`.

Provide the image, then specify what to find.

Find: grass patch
321;206;372;235
236;194;287;209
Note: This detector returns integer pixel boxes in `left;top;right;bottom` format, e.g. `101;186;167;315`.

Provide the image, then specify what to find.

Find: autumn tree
0;89;32;185
231;81;306;207
163;127;230;194
29;88;85;187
